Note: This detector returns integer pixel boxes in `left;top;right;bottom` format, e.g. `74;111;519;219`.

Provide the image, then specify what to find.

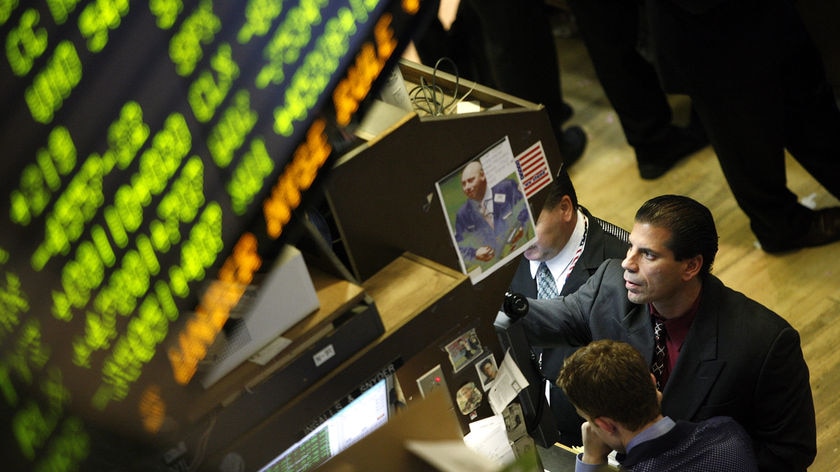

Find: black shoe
636;125;709;180
761;207;840;253
557;125;587;167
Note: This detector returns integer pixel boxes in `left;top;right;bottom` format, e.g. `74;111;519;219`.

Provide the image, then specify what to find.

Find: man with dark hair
480;358;497;382
509;168;629;445
557;339;758;471
506;194;816;471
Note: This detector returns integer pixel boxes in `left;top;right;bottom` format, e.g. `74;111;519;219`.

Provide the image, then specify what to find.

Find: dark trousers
649;0;840;245
566;0;674;155
413;0;573;126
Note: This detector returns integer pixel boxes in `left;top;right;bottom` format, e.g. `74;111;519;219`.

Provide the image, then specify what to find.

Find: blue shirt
575;416;758;471
574;418;675;472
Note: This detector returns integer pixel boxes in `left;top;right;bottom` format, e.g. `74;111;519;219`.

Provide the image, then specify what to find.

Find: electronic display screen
0;1;429;470
257;377;391;472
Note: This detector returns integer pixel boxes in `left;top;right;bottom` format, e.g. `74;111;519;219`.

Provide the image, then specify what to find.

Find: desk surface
538;444;578;472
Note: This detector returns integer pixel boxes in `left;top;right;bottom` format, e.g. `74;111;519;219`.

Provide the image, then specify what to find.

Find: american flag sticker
516;141;552;199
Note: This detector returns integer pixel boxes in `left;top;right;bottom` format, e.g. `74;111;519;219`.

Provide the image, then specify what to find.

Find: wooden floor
553;33;840;471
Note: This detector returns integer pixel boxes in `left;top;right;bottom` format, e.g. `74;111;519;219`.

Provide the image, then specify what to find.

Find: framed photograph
435;136;536;284
416;364;447;399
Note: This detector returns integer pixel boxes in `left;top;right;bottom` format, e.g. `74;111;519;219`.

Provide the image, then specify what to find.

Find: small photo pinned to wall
444;328;484;373
475;353;498;391
455;381;483;419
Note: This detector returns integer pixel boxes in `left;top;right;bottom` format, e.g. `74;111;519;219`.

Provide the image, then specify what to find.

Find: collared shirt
626;416;676;452
481;185;494;216
574;417;677;472
529;209;588;295
650;291;701;385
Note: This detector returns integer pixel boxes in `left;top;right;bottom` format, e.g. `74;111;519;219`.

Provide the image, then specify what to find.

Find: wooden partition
173;59;565;471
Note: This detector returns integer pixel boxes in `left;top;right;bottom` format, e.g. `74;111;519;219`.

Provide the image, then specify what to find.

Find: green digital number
149;0;183;29
6;8;48;76
45;0;80;25
208;90;257;168
168;0;219;76
227;138;274;215
238;0;283;44
77;0;129;52
25;40;82;124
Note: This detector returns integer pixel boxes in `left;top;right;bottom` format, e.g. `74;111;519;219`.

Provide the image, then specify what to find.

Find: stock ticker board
0;0;428;469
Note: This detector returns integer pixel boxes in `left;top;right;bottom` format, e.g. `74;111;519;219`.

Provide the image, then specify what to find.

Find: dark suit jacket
509;208;629;378
508;208;628;444
523;259;816;472
509;209;628;299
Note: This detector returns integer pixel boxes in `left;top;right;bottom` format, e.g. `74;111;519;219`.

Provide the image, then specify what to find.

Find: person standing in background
564;0;709;179
644;0;840;253
412;0;587;165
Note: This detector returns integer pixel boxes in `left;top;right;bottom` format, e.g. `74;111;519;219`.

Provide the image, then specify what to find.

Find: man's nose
621;250;637;270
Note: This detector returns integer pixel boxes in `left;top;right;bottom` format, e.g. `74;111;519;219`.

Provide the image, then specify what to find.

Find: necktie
536;262;559;299
651;317;669;390
481;198;494;228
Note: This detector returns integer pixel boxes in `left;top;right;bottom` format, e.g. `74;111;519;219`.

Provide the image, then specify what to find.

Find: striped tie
536;262;559;299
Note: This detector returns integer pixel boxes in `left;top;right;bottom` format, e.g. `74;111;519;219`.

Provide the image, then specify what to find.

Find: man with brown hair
558;339;757;471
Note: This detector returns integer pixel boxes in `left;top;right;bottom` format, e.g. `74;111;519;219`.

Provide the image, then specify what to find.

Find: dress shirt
481;185;494;213
574;417;677;472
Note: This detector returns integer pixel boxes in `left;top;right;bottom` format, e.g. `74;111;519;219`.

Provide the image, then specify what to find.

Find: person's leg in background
566;0;708;179
781;15;840;202
461;0;586;165
685;0;840;253
646;0;840;252
413;0;587;165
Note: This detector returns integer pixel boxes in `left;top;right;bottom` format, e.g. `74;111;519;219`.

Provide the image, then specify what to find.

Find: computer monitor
199;245;320;388
257;377;392;472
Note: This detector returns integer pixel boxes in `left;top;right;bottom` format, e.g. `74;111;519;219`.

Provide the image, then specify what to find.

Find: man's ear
559;195;575;219
682;254;703;280
592;417;618;435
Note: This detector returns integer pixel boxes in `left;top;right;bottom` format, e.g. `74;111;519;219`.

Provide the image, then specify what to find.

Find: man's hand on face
580;421;612;465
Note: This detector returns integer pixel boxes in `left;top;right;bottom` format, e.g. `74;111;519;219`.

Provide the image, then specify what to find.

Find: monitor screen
0;1;431;469
257;377;391;472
